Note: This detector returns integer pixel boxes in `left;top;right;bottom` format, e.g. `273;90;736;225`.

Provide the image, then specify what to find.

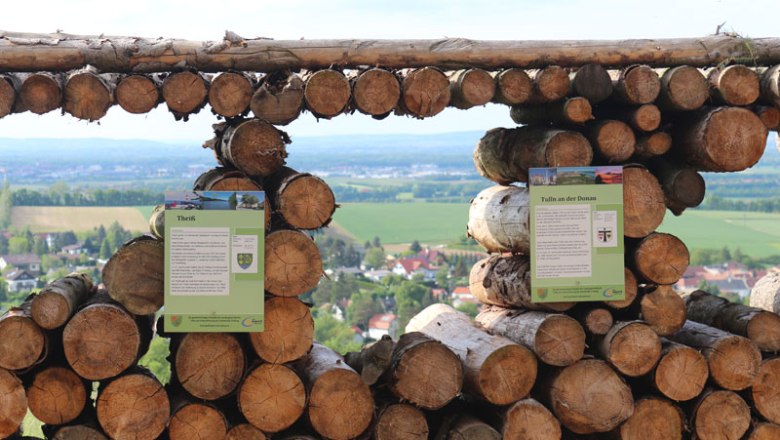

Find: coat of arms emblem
237;253;253;269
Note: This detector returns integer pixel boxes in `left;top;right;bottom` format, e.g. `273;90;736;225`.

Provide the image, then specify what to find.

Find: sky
0;0;777;142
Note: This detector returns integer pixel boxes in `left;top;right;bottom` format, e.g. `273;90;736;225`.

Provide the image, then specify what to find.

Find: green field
11;207;149;233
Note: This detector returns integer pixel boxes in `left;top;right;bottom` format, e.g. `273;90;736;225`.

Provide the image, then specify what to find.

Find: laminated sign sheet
529;167;625;303
164;191;265;332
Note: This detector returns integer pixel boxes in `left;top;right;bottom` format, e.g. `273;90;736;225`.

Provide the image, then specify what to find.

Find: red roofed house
392;258;436;280
451;286;479;308
367;313;398;340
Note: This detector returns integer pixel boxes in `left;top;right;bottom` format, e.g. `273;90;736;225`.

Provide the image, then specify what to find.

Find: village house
0;254;42;276
451;286;479;308
391;257;437;280
4;269;38;292
367;313;398;340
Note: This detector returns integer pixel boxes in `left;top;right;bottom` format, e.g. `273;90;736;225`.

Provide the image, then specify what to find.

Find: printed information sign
529;167;625;303
164;190;265;332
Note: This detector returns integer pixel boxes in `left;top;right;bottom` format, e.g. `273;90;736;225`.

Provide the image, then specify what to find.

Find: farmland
11;206;149;233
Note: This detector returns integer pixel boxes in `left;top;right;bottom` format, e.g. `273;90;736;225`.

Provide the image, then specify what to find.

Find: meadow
11;207;149;233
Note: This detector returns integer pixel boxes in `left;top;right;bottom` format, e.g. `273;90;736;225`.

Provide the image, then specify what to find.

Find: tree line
11;187;163;206
698;195;780;213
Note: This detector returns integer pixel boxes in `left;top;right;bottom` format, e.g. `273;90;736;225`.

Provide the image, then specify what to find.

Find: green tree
720;246;732;263
0;235;8;255
372;236;382;249
32;236;48;256
346;290;384;328
227;192;238;209
0;181;12;229
8;236;30;254
455;302;480;318
363;247;386;270
314;312;362;354
99;240;112;260
138;336;171;384
409;240;422;253
697;279;721;296
435;265;449;288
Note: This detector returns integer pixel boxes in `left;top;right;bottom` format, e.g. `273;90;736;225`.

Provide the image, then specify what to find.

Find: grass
11;207;149;233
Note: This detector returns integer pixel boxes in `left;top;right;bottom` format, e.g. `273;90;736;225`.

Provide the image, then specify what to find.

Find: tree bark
351;68;400;117
570;305;614;336
102;235;164;315
649;339;708;402
492;68;531;105
475;306;585;366
750;271;780;314
673;106;767;172
115;74;160;114
303;69;351;119
148;204;164;240
96;367;170;440
248;296;313;364
707;65;760;106
630;232;690;285
584;119;636;163
569;63;613;103
406;304;537;405
173;332;245;400
666;320;761;391
449;68;496;109
264;166;336;230
687;389;751;440
536;358;633;434
212;118;290;178
62;292;153;380
469;254;575;312
264;230;323;297
226;423;267;440
510;97;593;125
399;67;451;118
62;67;114;121
596;320;662;377
527;66;570;103
611;396;685;440
238;363;306;433
753;105;780;129
633;131;673;160
751;357;780;424
657;66;709;111
31;272;94;330
467;185;530;254
168;400;228;440
760;65;780;106
292;342;374;440
161;70;209;120
372;402;428;440
208;71;254;118
610;65;661;105
344;334;395;386
0;296;47;371
648;156;706;216
19;72;63;114
250;71;304;125
0;368;26;439
27;366;88;425
473;127;593;185
639;284;687;336
685;289;780;352
496;398;561;440
623;165;666;238
604;268;639;310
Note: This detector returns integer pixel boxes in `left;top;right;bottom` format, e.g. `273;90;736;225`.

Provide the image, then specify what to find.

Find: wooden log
673;106;767;172
400;67;451;118
248;296;313;364
168;401;228;440
102;235;164;315
469;254;575;312
441;415;501;440
372;402;428;440
657;66;709;111
0;368;26;439
351;68;400;117
193;166;261;191
49;425;108;440
385;332;463;410
748;422;780;440
264;166;336;230
688;389;751;440
492;68;532;105
596;104;661;132
213;118;289;178
536;358;633;434
623;165;666;238
584;119;636;163
667;320;761;391
648;157;706;216
303;69;351;119
752;358;780;424
570;305;614;336
569;63;613;103
19;72;63;114
649;339;708;402
639;285;687;336
630;232;689;285
63;292;153;380
208;71;254;118
292;342;374;440
475;306;586;366
161;70;208;120
149;204;164;240
449;68;496;109
527;66;570;103
274;431;318;440
495;398;561;440
226;423;267;440
344;334;395;386
707;65;760;106
407;304;538;405
27;366;88;425
473;127;593;184
115;74;160;114
750;272;780;314
610;396;684;440
604;268;639;310
0;296;47;371
250;71;304;125
760;65;780;106
467;185;529;253
753;105;780;129
610;65;661;105
509;97;593;125
265;230;323;297
96;368;170;440
62;67;114;121
684;289;780;352
173;332;245;400
0;73;19;117
633;131;673;160
596;320;661;377
238;363;306;433
31;272;93;330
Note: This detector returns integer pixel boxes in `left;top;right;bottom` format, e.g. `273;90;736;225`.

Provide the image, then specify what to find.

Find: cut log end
0;76;15;117
502;398;561;440
752;358;780;424
250;73;304;125
375;404;428;440
0;369;26;439
208;72;253;117
710;65;760;106
304;69;351;118
589;120;636;162
220;119;288;178
51;425;108;440
634;233;690;285
450;68;496;109
226;424;267;440
162;71;208;116
533;314;587;365
605;269;638;310
710;335;762;391
264;230;323;297
30;291;72;330
640;285;687;336
401;67;451;118
754;105;780;129
352;68;400;116
623;166;666;238
749;423;780;440
493;68;532;105
480;344;537;405
116;75;159;114
635;132;673;159
632;104;662;132
277;174;336;230
619;397;684;440
582;308;614;336
249;297;313;364
175;332;245;400
654;342;708;402
238;364;306;433
693;390;751;440
20;73;61;114
96;372;170;440
544;130;594;167
603;321;662;377
617;65;661;104
698;107;767;172
533;66;570;102
0;313;46;370
746;311;780;352
562;96;593;123
63;72;112;121
103;237;164;315
660;66;709;111
168;403;227;440
28;367;87;425
309;369;374;440
571;63;613;103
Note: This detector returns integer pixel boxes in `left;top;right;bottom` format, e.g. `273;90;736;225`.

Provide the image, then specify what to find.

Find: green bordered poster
163;190;264;332
529;166;625;303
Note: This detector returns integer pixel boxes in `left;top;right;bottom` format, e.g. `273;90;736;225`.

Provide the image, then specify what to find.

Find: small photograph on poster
165;191;265;211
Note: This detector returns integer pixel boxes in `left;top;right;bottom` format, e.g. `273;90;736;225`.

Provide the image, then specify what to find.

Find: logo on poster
237;253;253;269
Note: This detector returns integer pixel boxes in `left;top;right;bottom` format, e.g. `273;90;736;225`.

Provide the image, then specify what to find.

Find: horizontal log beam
0;31;778;73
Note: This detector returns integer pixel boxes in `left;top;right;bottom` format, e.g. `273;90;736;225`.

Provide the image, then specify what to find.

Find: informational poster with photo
163;190;265;332
529;166;625;303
